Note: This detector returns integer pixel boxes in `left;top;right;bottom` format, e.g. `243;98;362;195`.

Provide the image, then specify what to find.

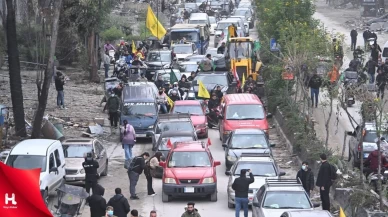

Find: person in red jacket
364;148;387;177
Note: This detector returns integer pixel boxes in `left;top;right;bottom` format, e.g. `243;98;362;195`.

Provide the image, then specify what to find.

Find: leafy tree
100;26;125;42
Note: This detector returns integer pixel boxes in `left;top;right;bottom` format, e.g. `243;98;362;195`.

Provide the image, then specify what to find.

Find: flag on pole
198;80;210;98
146;5;167;40
339;207;346;217
242;73;246;87
132;40;137;54
166;139;173;149
166;95;174;107
170;69;178;84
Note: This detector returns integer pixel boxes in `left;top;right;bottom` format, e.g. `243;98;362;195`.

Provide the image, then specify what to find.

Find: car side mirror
146;131;154;137
313;202;320;208
214;161;221;166
225;171;231;175
252;202;260;207
266;113;273;118
222;144;227;148
279;171;286;176
159;161;166;167
50;167;58;174
270;143;276;147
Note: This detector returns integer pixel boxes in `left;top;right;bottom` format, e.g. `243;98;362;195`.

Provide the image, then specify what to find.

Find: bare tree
31;0;63;138
5;0;27;137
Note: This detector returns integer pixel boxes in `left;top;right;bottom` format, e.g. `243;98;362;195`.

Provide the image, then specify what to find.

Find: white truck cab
4;139;66;205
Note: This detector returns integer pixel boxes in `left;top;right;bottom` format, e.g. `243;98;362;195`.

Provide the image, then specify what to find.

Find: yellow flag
339;207;346;217
132;40;136;54
166;95;174;107
146;6;166;40
198;80;210;98
242;73;246;87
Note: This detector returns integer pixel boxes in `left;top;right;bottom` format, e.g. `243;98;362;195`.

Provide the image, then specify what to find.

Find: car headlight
227;155;237;161
148;125;154;129
188;92;195;98
163;64;170;69
80;169;85;174
164;178;176;184
202;177;214;183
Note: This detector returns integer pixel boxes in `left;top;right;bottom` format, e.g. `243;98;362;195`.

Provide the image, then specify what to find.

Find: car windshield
171;31;199;42
235;9;247;16
173;45;193;54
185;56;205;62
168;151;211;167
226;105;265;120
364;131;388;143
156;122;194;133
146;52;171;62
156;71;180;82
234;162;276;176
206;49;218;57
185;4;197;9
216;22;235;30
228;42;252;59
6;155;47;172
263;191;311;209
209;17;216;24
63;144;93;158
194;75;228;86
189;20;207;25
159;137;194;150
179;63;198;72
123;103;157;116
230;134;268;148
173;105;204;115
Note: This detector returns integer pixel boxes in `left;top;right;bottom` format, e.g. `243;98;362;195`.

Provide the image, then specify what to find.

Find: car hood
176;53;192;59
262;208;313;217
228;148;270;158
65;158;84;169
191;115;206;125
224;119;268;131
121;115;156;128
146;62;170;67
363;142;378;152
168;167;212;179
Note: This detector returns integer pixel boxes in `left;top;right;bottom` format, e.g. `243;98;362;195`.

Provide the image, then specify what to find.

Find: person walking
87;184;106;217
121;120;136;167
104;206;118;217
364;57;377;83
145;152;163;196
107;188;130;217
316;153;334;211
181;202;201;217
231;169;254;217
350;29;358;51
104;51;111;78
128;152;150;200
363;28;371;50
55;71;66;109
296;161;315;197
376;68;386;99
308;71;323;108
371;42;381;63
106;92;120;133
82;152;99;194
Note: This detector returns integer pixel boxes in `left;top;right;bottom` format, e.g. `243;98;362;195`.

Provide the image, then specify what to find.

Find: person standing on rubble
55;71;66;109
107;92;120;133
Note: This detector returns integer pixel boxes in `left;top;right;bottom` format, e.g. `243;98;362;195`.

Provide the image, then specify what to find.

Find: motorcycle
368;172;386;193
113;58;129;77
109;50;116;64
206;107;220;128
366;38;376;51
343;71;358;107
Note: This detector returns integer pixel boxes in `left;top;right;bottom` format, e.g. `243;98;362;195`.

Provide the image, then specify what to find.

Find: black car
222;129;275;170
190;71;237;99
145;50;174;80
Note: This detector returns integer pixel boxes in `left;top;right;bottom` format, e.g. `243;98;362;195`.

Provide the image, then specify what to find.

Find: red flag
0;162;53;217
207;138;212;146
166;139;173;148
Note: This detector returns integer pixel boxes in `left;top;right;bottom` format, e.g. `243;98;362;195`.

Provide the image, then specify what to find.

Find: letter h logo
5;193;17;205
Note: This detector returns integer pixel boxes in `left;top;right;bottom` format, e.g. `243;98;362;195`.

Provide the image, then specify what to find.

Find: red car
159;141;221;202
171;100;208;138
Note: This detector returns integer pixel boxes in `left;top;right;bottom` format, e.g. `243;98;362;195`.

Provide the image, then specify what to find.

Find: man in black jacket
350;29;358;51
87;184;106;217
55;71;65;109
316;153;333;211
232;169;254;217
107;188;130;217
296;161;315;197
376;69;386;99
82;152;100;194
154;75;165;89
364;57;377;84
128;152;150;200
308;71;323;108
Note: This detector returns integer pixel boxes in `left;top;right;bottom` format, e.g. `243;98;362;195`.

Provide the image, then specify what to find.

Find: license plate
348;98;354;101
150;72;155;74
364;153;369;158
136;134;146;137
184;187;195;193
67;177;75;181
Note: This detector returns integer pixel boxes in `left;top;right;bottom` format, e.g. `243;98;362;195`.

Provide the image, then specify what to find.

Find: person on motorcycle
156;87;168;114
243;75;256;92
208;93;220;122
364;146;387;178
213;86;223;102
332;38;344;62
135;48;145;60
154;75;165;89
168;82;182;99
131;56;144;67
124;51;133;65
170;90;181;102
187;71;196;81
353;46;364;60
137;73;148;82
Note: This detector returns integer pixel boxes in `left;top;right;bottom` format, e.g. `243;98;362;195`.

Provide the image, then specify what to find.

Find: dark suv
145;50;174;80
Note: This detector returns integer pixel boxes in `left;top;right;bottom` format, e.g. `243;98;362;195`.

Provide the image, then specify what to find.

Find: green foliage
100;26;125;41
16;24;49;62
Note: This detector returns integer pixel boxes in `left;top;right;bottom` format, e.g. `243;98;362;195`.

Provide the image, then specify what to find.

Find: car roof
10;139;58;156
234;128;265;134
123;85;155;102
265;179;306;192
158;113;192;121
238;157;273;162
160;131;195;138
172;141;209;151
62;139;95;145
172;43;193;47
174;100;201;106
284;210;333;217
224;94;263;105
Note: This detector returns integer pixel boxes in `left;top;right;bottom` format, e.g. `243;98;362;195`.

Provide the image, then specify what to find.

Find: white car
209;16;217;35
172;43;198;61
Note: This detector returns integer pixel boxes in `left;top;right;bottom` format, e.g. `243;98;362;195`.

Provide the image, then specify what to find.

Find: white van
5;139;66;205
382;41;388;63
189;13;210;26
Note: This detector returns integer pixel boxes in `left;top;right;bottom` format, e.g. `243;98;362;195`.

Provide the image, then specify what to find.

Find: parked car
159;141;221;202
171;100;208;137
62;138;108;184
281;210;334;217
226;153;286;208
222;129;275;170
5;139;66;205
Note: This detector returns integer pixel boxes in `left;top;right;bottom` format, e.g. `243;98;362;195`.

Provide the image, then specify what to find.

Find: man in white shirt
103;51;111;78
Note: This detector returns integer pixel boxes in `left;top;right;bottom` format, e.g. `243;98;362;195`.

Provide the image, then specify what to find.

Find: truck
169;24;210;55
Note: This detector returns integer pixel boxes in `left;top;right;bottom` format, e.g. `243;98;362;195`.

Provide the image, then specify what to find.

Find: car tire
43;189;49;206
162;191;170;202
210;191;217;202
101;160;108;176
